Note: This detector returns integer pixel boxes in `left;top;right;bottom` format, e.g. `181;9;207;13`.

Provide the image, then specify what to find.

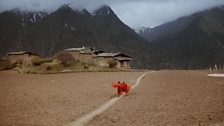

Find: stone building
94;52;132;69
62;47;96;64
61;47;133;69
7;51;40;66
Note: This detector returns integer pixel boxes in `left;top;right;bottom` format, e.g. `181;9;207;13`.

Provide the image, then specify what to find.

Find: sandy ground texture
88;70;224;126
0;70;144;126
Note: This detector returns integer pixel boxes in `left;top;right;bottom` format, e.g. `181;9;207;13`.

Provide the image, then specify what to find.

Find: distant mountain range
0;5;168;69
1;5;224;69
137;6;224;69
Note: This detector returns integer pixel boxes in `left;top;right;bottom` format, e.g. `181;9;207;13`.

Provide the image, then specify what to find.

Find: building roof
96;52;132;58
64;46;92;52
63;47;105;55
114;57;133;61
8;51;39;56
96;52;120;57
80;50;94;54
93;50;105;54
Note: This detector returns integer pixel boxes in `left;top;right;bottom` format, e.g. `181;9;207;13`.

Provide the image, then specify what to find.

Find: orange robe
112;82;131;95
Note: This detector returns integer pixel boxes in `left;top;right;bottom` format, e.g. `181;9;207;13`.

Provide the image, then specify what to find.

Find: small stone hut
94;52;132;69
7;51;40;66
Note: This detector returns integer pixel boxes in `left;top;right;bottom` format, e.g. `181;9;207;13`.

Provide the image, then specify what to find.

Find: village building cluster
7;47;133;69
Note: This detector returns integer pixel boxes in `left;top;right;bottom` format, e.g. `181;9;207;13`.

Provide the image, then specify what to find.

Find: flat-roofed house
7;51;40;66
94;52;132;69
62;47;97;64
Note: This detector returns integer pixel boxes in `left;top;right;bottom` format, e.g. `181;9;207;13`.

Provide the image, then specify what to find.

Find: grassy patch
17;60;128;74
32;57;53;66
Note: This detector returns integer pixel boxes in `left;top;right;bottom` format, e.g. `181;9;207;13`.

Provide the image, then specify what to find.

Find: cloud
0;0;224;28
0;0;68;11
111;0;224;27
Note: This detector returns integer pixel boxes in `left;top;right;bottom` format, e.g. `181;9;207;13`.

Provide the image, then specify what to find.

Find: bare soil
0;70;224;126
88;70;224;126
0;70;143;126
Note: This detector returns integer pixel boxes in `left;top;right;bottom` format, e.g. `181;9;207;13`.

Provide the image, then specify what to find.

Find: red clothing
112;82;131;95
117;86;123;95
112;83;120;88
121;83;131;93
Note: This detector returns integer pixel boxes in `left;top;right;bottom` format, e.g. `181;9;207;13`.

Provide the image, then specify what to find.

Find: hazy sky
0;0;224;28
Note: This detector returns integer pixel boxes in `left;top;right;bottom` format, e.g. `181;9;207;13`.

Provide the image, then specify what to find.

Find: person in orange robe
112;81;122;96
112;81;131;96
121;82;131;94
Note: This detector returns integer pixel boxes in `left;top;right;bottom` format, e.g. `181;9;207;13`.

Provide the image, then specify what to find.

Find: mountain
138;6;224;69
134;27;152;34
138;16;197;41
0;5;168;69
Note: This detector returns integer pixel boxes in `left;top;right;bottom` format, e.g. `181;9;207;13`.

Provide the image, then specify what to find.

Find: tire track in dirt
65;72;149;126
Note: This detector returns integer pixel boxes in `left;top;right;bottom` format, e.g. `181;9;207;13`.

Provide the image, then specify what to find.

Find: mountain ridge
138;5;224;69
0;5;168;69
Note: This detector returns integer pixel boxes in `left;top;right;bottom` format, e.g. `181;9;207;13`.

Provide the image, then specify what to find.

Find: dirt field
88;70;224;126
0;70;224;126
0;70;144;126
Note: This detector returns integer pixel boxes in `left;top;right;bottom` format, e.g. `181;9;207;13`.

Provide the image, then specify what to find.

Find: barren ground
0;70;224;126
0;70;143;126
88;70;224;126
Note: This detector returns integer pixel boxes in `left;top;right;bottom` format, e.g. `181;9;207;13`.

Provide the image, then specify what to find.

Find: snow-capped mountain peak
92;5;113;16
134;27;152;34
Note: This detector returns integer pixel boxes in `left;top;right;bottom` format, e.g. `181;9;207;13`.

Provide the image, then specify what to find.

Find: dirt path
88;70;224;126
66;72;149;126
0;71;144;126
1;70;223;126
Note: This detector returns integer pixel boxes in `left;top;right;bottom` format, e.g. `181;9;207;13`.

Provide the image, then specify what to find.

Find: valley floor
0;70;223;126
